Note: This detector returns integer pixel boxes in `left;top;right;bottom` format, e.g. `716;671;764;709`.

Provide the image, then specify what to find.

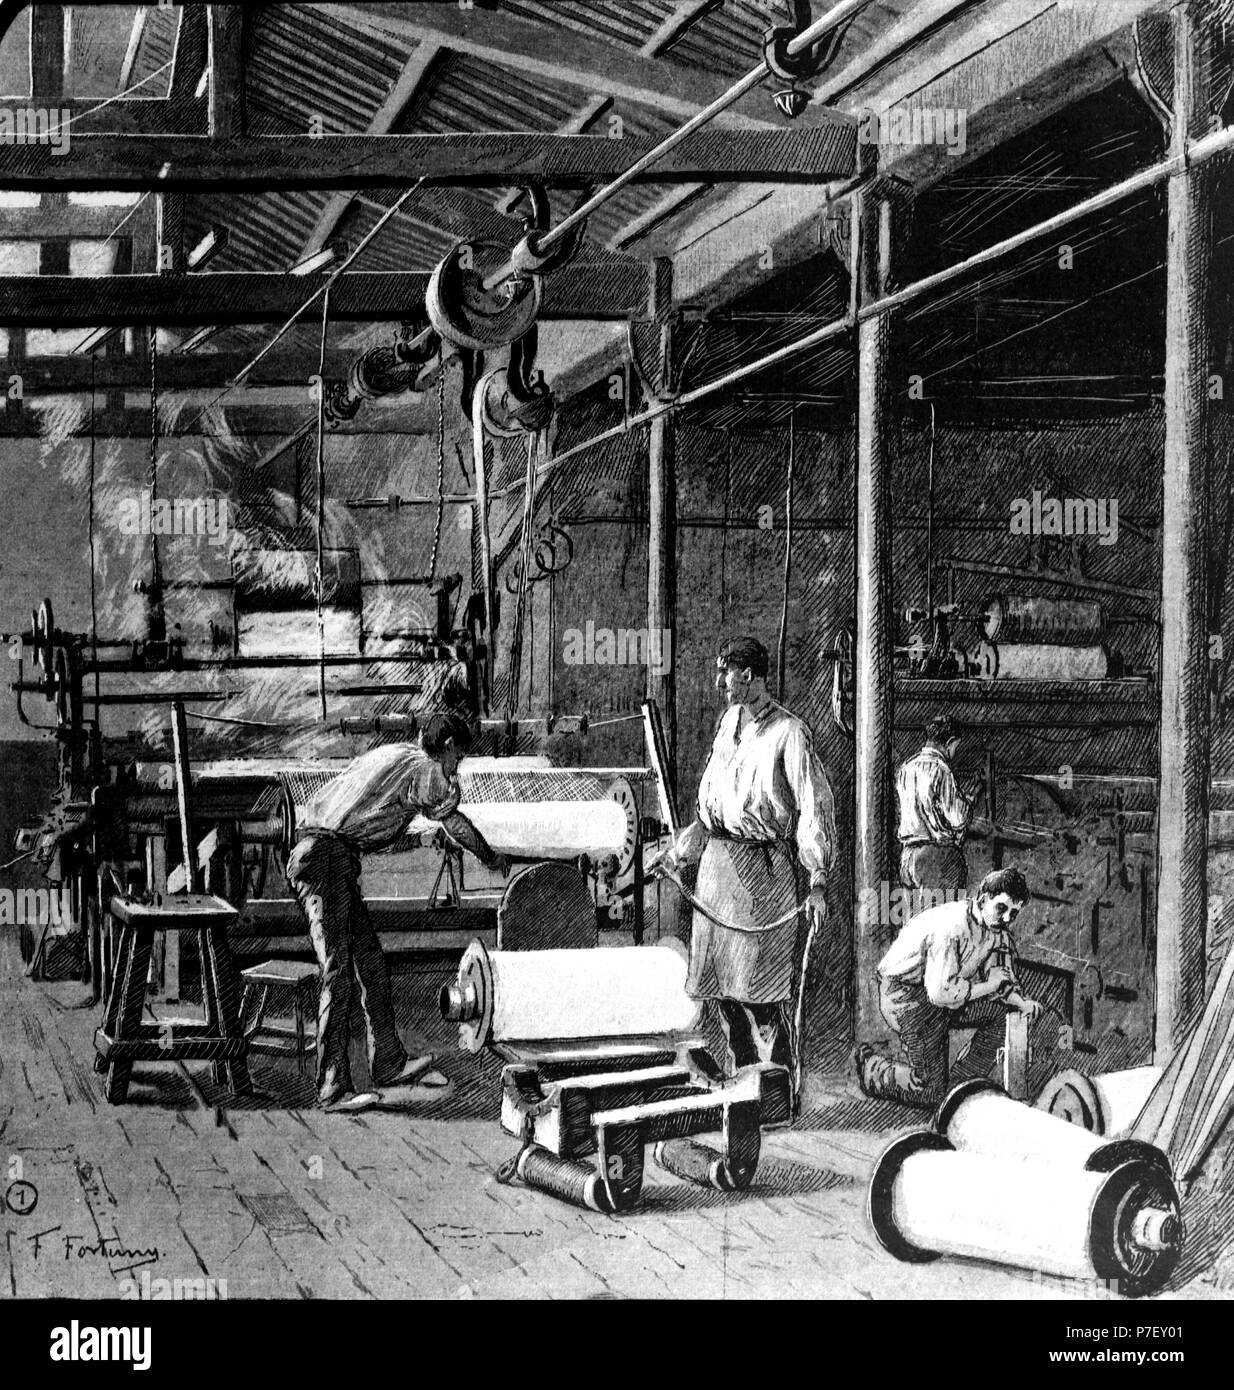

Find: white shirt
679;699;835;888
299;743;460;851
896;744;972;847
878;897;1012;1008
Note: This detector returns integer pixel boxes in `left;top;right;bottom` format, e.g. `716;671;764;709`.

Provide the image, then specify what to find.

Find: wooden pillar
854;190;897;1039
646;258;679;937
207;6;246;137
1156;1;1213;1057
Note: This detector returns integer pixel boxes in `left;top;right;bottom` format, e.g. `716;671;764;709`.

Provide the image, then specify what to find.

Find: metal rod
314;288;330;722
940;557;1157;604
479;0;869;290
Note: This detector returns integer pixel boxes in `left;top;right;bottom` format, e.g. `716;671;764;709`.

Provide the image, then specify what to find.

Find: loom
6;581;665;997
440;928;792;1212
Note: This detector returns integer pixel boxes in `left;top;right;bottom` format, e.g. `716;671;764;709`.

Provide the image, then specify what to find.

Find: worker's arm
439;809;509;876
924;937;1014;1006
923;936;974;1007
784;723;835;926
412;766;508;874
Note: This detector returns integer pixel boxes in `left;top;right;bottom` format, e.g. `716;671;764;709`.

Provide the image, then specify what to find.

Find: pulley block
426;240;542;352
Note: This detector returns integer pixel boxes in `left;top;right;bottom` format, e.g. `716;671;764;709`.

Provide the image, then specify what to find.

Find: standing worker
287;712;508;1111
653;636;835;1101
896;713;980;909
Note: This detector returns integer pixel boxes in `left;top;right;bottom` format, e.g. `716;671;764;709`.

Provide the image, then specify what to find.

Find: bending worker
854;865;1042;1109
896;713;979;904
287;712;508;1110
654;636;835;1087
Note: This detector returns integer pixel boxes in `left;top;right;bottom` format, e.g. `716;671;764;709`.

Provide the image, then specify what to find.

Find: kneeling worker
854;866;1041;1109
287;713;508;1110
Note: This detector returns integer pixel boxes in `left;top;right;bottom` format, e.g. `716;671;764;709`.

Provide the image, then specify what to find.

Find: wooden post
854;189;897;1040
1156;1;1213;1058
165;701;200;1003
207;6;246;137
646;258;679;938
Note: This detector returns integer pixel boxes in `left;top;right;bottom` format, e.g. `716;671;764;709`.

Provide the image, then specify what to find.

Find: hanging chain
428;366;446;581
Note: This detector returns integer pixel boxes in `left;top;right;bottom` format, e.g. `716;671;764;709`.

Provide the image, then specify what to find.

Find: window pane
0;7;31;99
0;241;41;275
27;329;92;356
70;240;119;277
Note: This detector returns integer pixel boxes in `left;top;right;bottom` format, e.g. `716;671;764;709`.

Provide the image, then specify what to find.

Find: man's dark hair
421;711;473;758
977;866;1030;905
926;713;960;745
717;635;769;680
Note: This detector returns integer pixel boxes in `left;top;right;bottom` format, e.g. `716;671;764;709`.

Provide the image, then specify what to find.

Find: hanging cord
925;401;936;617
776;406;796;697
427;367;447;581
655;863;801;934
506;430;539;721
88;353;101;711
314;288;331;722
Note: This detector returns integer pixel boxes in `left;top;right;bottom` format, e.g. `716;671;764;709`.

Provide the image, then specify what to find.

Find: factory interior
4;0;1234;1305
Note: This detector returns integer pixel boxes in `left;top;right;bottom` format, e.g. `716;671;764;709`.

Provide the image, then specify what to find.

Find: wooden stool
94;893;251;1104
240;961;319;1074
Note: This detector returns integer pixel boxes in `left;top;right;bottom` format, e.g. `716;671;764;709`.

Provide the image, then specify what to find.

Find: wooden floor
1;932;1225;1301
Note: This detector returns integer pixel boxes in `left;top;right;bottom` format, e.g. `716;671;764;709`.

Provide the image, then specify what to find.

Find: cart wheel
717;1125;761;1191
104;1060;131;1104
600;1125;645;1212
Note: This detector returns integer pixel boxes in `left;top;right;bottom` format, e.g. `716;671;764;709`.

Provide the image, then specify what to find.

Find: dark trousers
286;833;407;1102
899;843;967;914
861;975;1003;1109
717;999;792;1071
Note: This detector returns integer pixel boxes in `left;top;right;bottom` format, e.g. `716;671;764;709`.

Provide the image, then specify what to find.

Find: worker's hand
645;843;678;877
489;853;511;878
984;964;1015;997
1014;995;1044;1020
806;887;828;931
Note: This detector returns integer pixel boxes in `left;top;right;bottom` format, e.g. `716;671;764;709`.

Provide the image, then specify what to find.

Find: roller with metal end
868;1130;1183;1296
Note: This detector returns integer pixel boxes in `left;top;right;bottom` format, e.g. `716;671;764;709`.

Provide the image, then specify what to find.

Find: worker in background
896;712;980;908
287;712;509;1111
853;865;1042;1109
652;635;835;1091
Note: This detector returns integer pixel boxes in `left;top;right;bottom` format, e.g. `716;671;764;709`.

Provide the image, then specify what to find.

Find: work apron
685;834;799;1004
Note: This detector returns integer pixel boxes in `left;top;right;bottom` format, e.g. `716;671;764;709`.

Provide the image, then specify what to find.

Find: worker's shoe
852;1043;879;1098
322;1091;381;1114
374;1054;440;1089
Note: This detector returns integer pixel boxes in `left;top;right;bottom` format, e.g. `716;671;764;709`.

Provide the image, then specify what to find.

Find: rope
314;288;331;722
656;865;803;935
427;368;446;581
505;430;539;720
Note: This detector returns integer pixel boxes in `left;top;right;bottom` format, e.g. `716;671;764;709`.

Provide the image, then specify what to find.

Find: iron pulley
426;240;543;352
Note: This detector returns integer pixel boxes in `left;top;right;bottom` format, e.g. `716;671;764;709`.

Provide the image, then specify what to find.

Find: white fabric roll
1094;1066;1163;1138
947;1088;1105;1166
893;1149;1099;1280
489;945;699;1041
